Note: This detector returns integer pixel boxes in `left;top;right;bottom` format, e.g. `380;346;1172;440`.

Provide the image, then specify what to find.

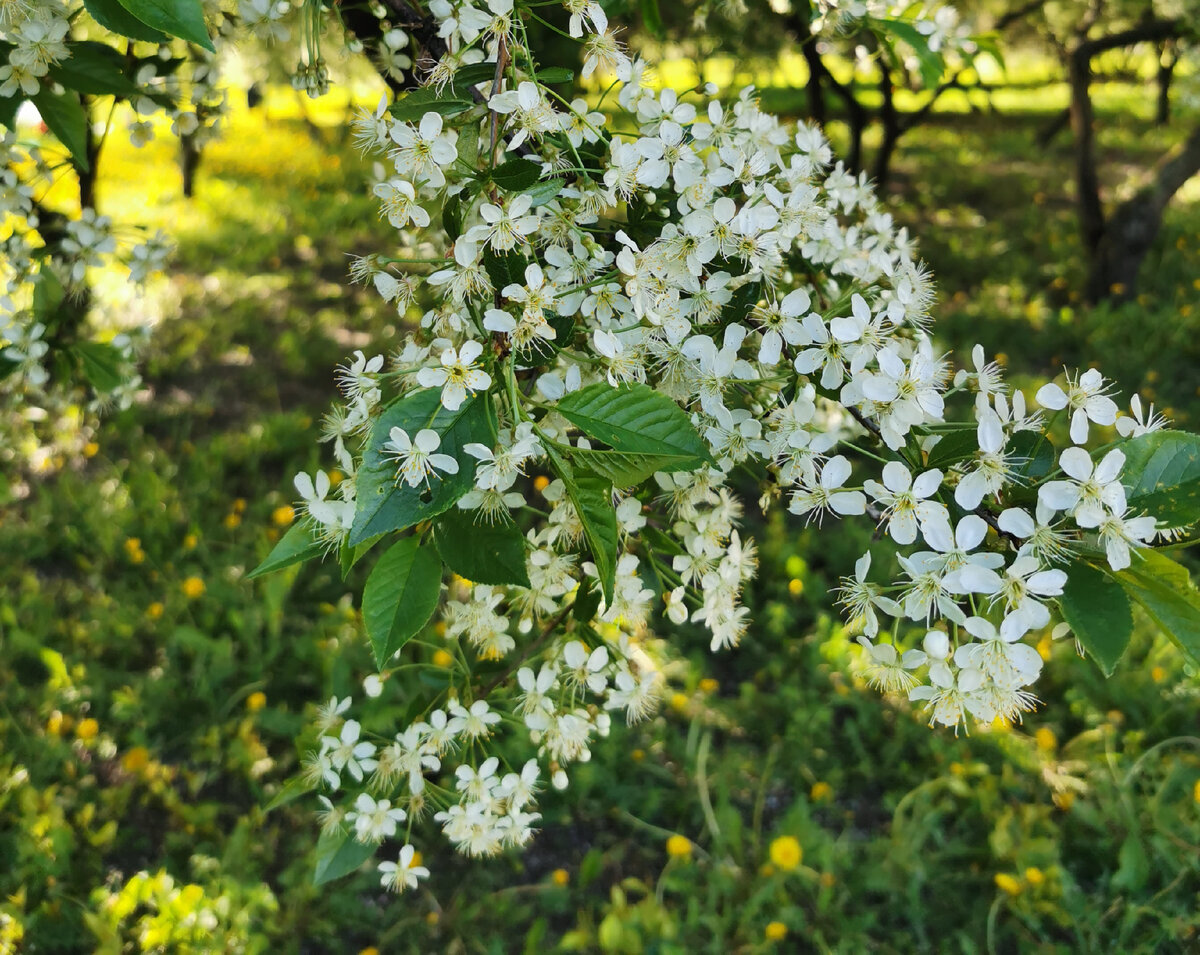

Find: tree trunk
1085;124;1200;302
873;68;899;188
1068;47;1105;257
1156;41;1175;126
800;40;826;127
181;131;201;198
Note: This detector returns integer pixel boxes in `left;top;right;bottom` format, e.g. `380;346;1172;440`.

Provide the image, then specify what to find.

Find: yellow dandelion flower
551;868;569;886
272;505;296;526
432;649;454;667
246;692;267;713
76;718;99;741
698;678;718;694
666;834;692;858
810;781;833;802
765;921;788;941
122;747;151;773
147;602;165;619
182;577;205;599
1024;867;1045;887
768;836;802;871
994;873;1022;896
1035;727;1056;752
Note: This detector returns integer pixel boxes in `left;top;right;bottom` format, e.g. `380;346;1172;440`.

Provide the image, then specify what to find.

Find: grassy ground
1;81;1199;953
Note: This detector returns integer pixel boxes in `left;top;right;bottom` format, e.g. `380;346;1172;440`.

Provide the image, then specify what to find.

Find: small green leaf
264;775;313;813
74;342;125;392
873;17;944;87
350;390;493;546
84;0;169;42
640;0;664;37
247;522;324;579
722;279;761;324
1114;550;1200;666
313;831;375;886
535;67;575;85
0;91;22;130
115;0;213;51
546;446;617;604
491;157;543;191
456;118;480;168
452;62;499;89
442;192;465;241
572;577;603;624
555;382;712;474
1119;430;1200;528
433;508;530;587
1059;561;1133;676
482;248;529;291
363;537;442;669
33;268;65;318
389;87;473;122
522;177;564;207
52;42;140;97
32;87;89;169
562;445;691;488
339;533;381;580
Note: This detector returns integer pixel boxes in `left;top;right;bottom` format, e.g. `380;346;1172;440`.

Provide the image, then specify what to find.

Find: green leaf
247;522;324;579
32;87;89;170
1010;430;1055;481
1114;550;1200;666
339;533;381;580
433;508;530;587
640;0;665;37
555;382;712;475
546;446;617;604
350;389;493;546
73;342;125;392
873;17;944;87
491;157;543;191
452;62;499;89
722;279;761;324
442;192;465;242
572;577;603;624
1119;430;1200;528
389;87;473;123
363;537;443;669
535;67;575;85
264;775;313;813
456;118;480;168
114;0;213;51
313;831;375;886
52;42;140;97
562;445;693;488
84;0;169;42
482;248;529;291
1058;561;1133;676
522;177;564;208
33;268;65;318
0;92;22;130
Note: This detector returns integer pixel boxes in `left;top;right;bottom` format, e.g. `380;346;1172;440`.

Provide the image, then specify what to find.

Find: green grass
2;82;1199;953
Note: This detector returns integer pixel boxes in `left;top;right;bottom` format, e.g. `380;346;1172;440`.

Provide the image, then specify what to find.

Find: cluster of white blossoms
0;0;71;100
811;0;976;57
275;0;1177;890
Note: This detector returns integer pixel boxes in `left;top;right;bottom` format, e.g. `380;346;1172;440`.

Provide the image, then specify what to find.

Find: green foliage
1120;430;1200;528
113;0;213;51
1115;551;1200;666
1059;561;1133;675
31;86;89;169
433;508;531;587
363;536;443;668
247;522;323;579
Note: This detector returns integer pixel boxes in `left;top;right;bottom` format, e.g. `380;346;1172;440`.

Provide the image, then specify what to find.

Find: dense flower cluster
277;0;1178;891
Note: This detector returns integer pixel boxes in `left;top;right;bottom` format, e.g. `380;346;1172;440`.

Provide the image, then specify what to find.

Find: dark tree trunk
1085;124;1200;302
873;68;899;188
1068;47;1105;257
800;40;826;128
181;131;201;198
1155;41;1175;126
79;99;100;212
